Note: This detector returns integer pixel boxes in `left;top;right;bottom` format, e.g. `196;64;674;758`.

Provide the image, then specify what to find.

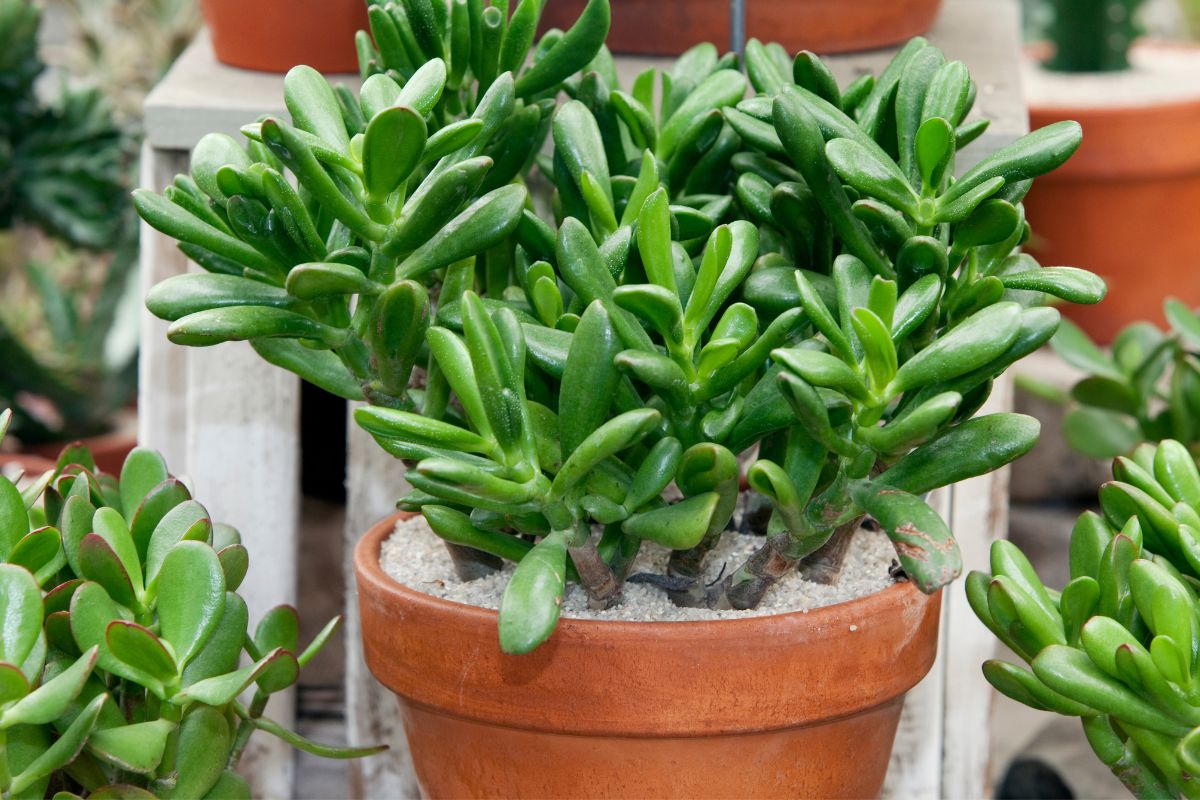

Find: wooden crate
139;2;1026;796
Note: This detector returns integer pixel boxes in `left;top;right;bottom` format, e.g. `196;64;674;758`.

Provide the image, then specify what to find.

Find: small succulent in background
0;409;381;798
0;0;140;447
971;438;1200;799
1039;0;1145;72
1042;299;1200;461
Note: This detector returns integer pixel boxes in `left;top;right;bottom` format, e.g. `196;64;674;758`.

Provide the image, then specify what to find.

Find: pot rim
355;511;943;735
357;510;917;633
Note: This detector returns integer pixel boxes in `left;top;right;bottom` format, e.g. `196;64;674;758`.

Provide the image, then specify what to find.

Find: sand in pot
1023;41;1200;107
380;514;899;622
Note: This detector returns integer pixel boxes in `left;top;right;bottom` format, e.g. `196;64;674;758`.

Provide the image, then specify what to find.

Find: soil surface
380;513;899;621
1025;41;1200;107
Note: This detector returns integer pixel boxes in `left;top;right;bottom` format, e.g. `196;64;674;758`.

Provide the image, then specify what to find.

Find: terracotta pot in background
25;428;138;477
1023;43;1200;344
356;513;942;799
0;453;56;477
201;0;368;73
539;0;943;56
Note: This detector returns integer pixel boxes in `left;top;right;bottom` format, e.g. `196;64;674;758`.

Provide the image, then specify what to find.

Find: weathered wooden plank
884;486;953;799
344;405;418;800
941;374;1014;800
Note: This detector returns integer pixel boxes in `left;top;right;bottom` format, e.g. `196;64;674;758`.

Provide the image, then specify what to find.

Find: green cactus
1045;0;1144;73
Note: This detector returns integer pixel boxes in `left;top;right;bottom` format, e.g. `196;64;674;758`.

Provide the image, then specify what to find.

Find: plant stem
797;520;860;584
445;542;502;581
569;540;621;609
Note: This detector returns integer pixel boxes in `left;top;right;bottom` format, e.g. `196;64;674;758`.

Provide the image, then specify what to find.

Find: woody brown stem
797;517;864;584
445;542;501;581
569;542;622;609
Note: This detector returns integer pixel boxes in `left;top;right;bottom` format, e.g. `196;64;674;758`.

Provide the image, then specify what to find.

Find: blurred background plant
0;0;199;448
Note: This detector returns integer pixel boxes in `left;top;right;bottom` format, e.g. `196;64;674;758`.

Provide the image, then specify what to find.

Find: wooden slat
344;406;419;799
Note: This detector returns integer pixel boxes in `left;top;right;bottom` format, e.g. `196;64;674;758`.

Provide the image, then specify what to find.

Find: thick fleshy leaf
0;662;29;705
86;719;176;775
156;542;226;668
0;471;28;561
890;303;1022;394
145;501;212;590
559;302;623;456
851;481;961;592
1;647;97;727
877;413;1040;496
8;694;105;795
162;706;229;799
182;593;248;686
92;508;143;595
1000;267;1107;305
0;565;42;666
171;648;284;706
622;493;720;549
128;479;191;562
216;545;249;592
498;531;568;655
255;605;300;654
118;450;169;521
106;622;178;685
77;535;139;611
8;527;65;586
363;106;426;201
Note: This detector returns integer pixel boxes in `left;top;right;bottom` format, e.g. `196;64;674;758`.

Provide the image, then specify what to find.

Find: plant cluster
0;410;380;798
971;438;1200;799
0;0;138;446
135;0;1106;653
1038;299;1200;460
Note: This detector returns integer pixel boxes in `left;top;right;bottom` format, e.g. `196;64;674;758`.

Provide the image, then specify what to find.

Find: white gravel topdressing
1025;42;1200;107
379;514;899;621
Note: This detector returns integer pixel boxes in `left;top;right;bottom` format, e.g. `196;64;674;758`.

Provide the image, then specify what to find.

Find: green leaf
1050;318;1120;380
8;693;106;795
171;647;284;707
78;534;138;611
1165;298;1200;348
559;302;623;457
1063;407;1140;459
1000;267;1107;305
156;542;226;668
182;593;248;686
250;714;388;759
877;413;1041;495
255;606;300;655
514;0;609;97
498;530;568;655
202;771;252;800
850;482;961;592
825;137;919;214
145;500;212;590
0;662;29;706
92;508;144;596
622;493;719;549
86;719;176;774
118;450;169;521
363;106;426;202
396;185;527;279
0;565;42;666
890;302;1022;394
8;527;65;586
0;474;29;561
285;262;378;300
163;706;229;799
106;622;177;685
1;647;97;727
167;307;345;349
549;409;662;500
283;66;350;150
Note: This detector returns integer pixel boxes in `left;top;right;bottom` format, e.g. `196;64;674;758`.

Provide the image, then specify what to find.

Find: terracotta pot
1023;43;1200;344
0;453;56;477
201;0;368;74
355;512;942;799
25;428;137;477
539;0;943;56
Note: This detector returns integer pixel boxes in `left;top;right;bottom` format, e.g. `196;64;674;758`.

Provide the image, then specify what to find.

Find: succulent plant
1040;0;1144;73
135;0;1106;653
0;0;139;447
0;409;381;798
1040;299;1200;461
971;438;1200;799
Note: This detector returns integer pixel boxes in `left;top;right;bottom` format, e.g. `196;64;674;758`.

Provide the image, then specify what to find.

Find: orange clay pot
25;428;137;478
201;0;368;74
355;512;943;799
1024;50;1200;344
0;453;56;476
539;0;942;56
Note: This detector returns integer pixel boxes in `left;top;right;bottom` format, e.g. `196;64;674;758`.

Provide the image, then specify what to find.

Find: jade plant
0;409;381;798
1039;299;1200;460
970;438;1200;798
135;0;1106;653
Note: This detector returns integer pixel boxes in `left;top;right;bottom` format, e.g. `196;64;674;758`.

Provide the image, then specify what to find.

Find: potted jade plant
971;436;1200;798
540;0;944;56
0;0;140;475
0;409;381;797
1045;299;1200;461
133;0;1106;794
1021;0;1200;343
